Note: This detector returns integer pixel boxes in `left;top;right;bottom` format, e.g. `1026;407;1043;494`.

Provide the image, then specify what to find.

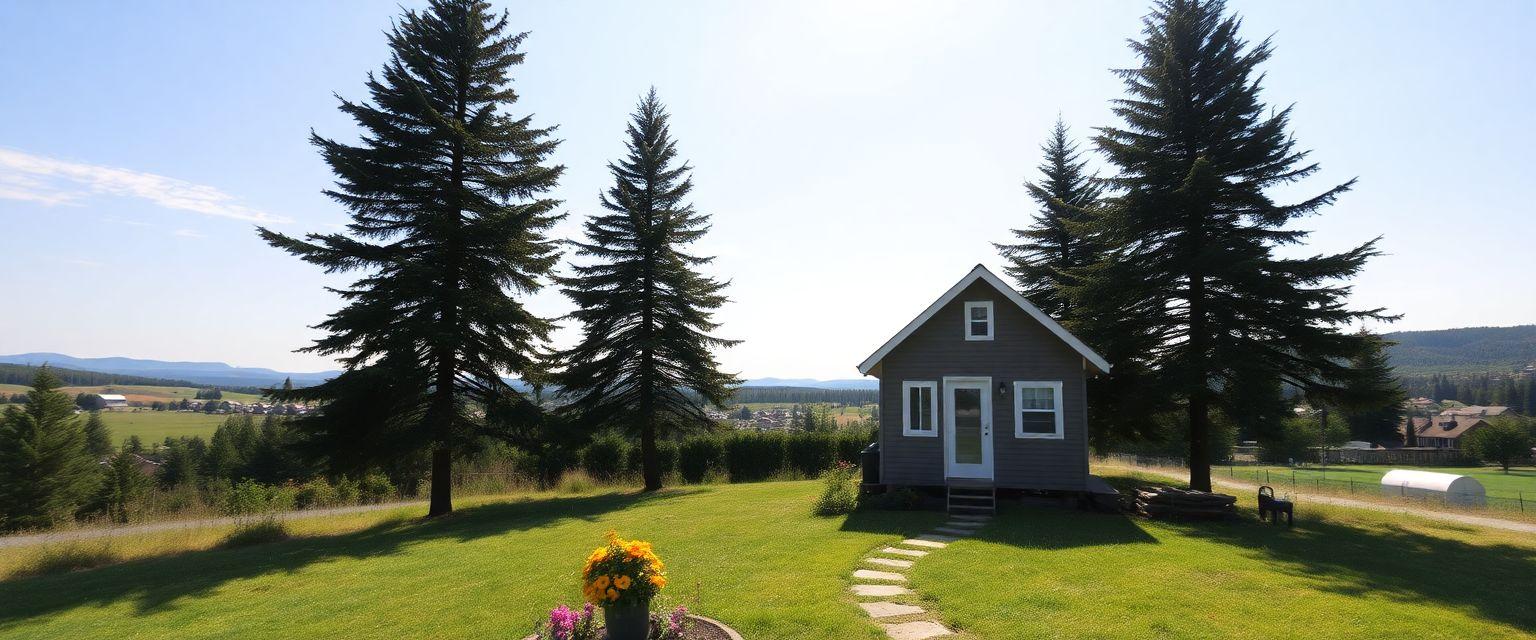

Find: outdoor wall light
997;381;1008;396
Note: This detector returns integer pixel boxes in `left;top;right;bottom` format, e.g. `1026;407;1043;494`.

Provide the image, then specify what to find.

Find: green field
1220;464;1536;498
97;412;230;446
2;474;1532;639
0;384;263;405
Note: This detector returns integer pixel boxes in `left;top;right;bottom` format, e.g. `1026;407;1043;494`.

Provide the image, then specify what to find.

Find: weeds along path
0;500;428;549
1102;463;1536;535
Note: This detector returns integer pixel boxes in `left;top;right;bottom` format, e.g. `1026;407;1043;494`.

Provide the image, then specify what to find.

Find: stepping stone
853;569;907;582
883;620;953;640
881;546;929;557
901;538;947;549
918;533;959;543
950;514;990;522
860;601;925;619
866;557;914;569
943;520;983;529
852;584;912;597
934;527;974;536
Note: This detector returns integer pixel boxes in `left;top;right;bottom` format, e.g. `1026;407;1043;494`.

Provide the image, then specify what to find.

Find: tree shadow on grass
0;488;698;623
1163;513;1536;632
1101;470;1536;631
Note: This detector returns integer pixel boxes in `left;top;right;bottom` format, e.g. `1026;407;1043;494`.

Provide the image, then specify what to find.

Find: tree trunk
1188;393;1212;492
641;417;660;491
429;446;453;516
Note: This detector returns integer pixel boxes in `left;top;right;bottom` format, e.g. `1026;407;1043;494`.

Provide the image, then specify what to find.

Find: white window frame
1013;380;1064;439
963;301;994;341
901;381;938;437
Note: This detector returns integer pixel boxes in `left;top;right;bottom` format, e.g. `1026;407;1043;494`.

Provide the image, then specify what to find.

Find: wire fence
1099;453;1534;515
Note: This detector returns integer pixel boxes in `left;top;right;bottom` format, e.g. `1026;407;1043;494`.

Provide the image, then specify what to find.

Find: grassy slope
915;472;1536;640
0;481;944;640
1225;464;1536;497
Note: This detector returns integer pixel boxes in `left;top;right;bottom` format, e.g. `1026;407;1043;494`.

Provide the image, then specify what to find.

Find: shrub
677;436;724;484
223;480;273;516
861;486;924;511
294;478;338;509
725;431;786;482
813;461;859;516
359;472;396;504
836;428;875;465
221;515;290;548
582;434;628;481
333;476;361;504
624;439;680;478
786;431;836;477
556;469;598;494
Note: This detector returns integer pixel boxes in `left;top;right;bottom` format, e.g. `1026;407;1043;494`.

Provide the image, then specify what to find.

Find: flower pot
602;602;649;640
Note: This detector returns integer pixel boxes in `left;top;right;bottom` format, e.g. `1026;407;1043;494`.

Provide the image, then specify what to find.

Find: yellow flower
614;575;632;590
592;575;611;590
650;575;668;589
606;588;619;601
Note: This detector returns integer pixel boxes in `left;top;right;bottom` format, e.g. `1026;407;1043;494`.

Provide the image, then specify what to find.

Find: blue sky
1;1;1532;380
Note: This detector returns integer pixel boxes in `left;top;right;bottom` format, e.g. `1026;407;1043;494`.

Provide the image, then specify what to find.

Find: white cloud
173;228;205;238
0;148;291;224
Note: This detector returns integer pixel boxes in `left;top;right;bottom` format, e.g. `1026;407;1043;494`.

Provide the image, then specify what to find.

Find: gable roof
857;264;1111;376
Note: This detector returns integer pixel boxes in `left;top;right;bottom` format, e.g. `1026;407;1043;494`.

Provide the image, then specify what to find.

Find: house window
902;381;937;437
963;301;993;341
1013;381;1063;439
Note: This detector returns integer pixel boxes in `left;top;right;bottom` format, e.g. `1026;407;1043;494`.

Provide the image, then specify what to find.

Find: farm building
857;265;1110;508
98;394;129;410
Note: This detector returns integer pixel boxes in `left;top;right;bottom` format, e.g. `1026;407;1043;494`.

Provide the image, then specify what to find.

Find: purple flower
547;605;578;640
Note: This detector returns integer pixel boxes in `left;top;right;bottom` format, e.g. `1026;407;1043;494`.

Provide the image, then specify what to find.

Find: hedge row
579;428;875;484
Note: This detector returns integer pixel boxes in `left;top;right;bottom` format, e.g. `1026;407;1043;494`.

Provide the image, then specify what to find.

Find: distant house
1406;397;1436;411
98;394;129;410
1402;406;1507;449
857;265;1110;495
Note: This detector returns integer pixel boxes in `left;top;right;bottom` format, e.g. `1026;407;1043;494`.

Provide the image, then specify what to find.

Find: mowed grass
1221;464;1536;497
912;471;1536;640
97;411;229;446
0;481;945;640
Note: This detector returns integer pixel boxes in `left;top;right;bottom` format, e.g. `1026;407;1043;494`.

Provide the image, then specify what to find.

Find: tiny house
857;265;1110;501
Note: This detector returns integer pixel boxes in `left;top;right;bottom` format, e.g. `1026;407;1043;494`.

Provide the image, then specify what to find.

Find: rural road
0;500;429;549
1105;463;1536;535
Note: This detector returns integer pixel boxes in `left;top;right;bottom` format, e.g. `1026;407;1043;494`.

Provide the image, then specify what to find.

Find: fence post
1521;492;1525;513
1349;480;1354;494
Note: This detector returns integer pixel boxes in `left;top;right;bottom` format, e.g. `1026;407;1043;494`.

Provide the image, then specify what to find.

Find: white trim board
856;264;1112;375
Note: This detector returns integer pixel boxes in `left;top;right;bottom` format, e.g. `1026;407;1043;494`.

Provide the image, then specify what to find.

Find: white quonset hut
1380;469;1486;507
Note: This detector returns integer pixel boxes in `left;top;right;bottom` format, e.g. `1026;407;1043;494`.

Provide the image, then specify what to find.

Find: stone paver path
848;513;991;639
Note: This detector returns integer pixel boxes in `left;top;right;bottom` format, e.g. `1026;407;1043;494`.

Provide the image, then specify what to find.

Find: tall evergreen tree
1085;0;1393;490
82;411;114;458
1337;332;1406;443
0;369;101;531
995;118;1104;318
94;451;150;523
258;0;563;516
555;89;741;491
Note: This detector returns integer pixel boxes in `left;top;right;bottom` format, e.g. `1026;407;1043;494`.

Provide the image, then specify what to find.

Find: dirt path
1102;463;1536;535
0;500;428;549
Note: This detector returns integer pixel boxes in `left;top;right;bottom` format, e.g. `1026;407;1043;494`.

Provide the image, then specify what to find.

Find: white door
944;377;993;479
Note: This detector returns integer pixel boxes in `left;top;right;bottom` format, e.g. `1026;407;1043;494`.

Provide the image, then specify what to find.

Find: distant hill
1383;325;1536;375
740;377;877;390
0;363;202;389
0;353;338;389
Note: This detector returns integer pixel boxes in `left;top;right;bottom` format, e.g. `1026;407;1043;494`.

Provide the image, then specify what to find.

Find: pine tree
83;411;114;458
1338;332;1406;444
995;118;1104;318
555;89;741;491
1085;0;1392;490
258;0;563;515
94;452;150;523
0;368;101;531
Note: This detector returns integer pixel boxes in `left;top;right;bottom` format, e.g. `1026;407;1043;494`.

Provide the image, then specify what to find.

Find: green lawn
0;481;944;640
1219;464;1536;498
913;473;1536;639
3;476;1533;639
98;411;230;446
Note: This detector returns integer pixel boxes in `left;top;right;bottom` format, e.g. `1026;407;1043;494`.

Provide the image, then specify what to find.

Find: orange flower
649;575;667;588
614;575;632;590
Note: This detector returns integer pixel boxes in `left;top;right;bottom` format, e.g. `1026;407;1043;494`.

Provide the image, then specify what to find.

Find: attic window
963;301;993;341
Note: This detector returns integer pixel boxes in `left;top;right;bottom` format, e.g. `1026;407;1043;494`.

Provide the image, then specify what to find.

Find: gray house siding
877;280;1090;491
